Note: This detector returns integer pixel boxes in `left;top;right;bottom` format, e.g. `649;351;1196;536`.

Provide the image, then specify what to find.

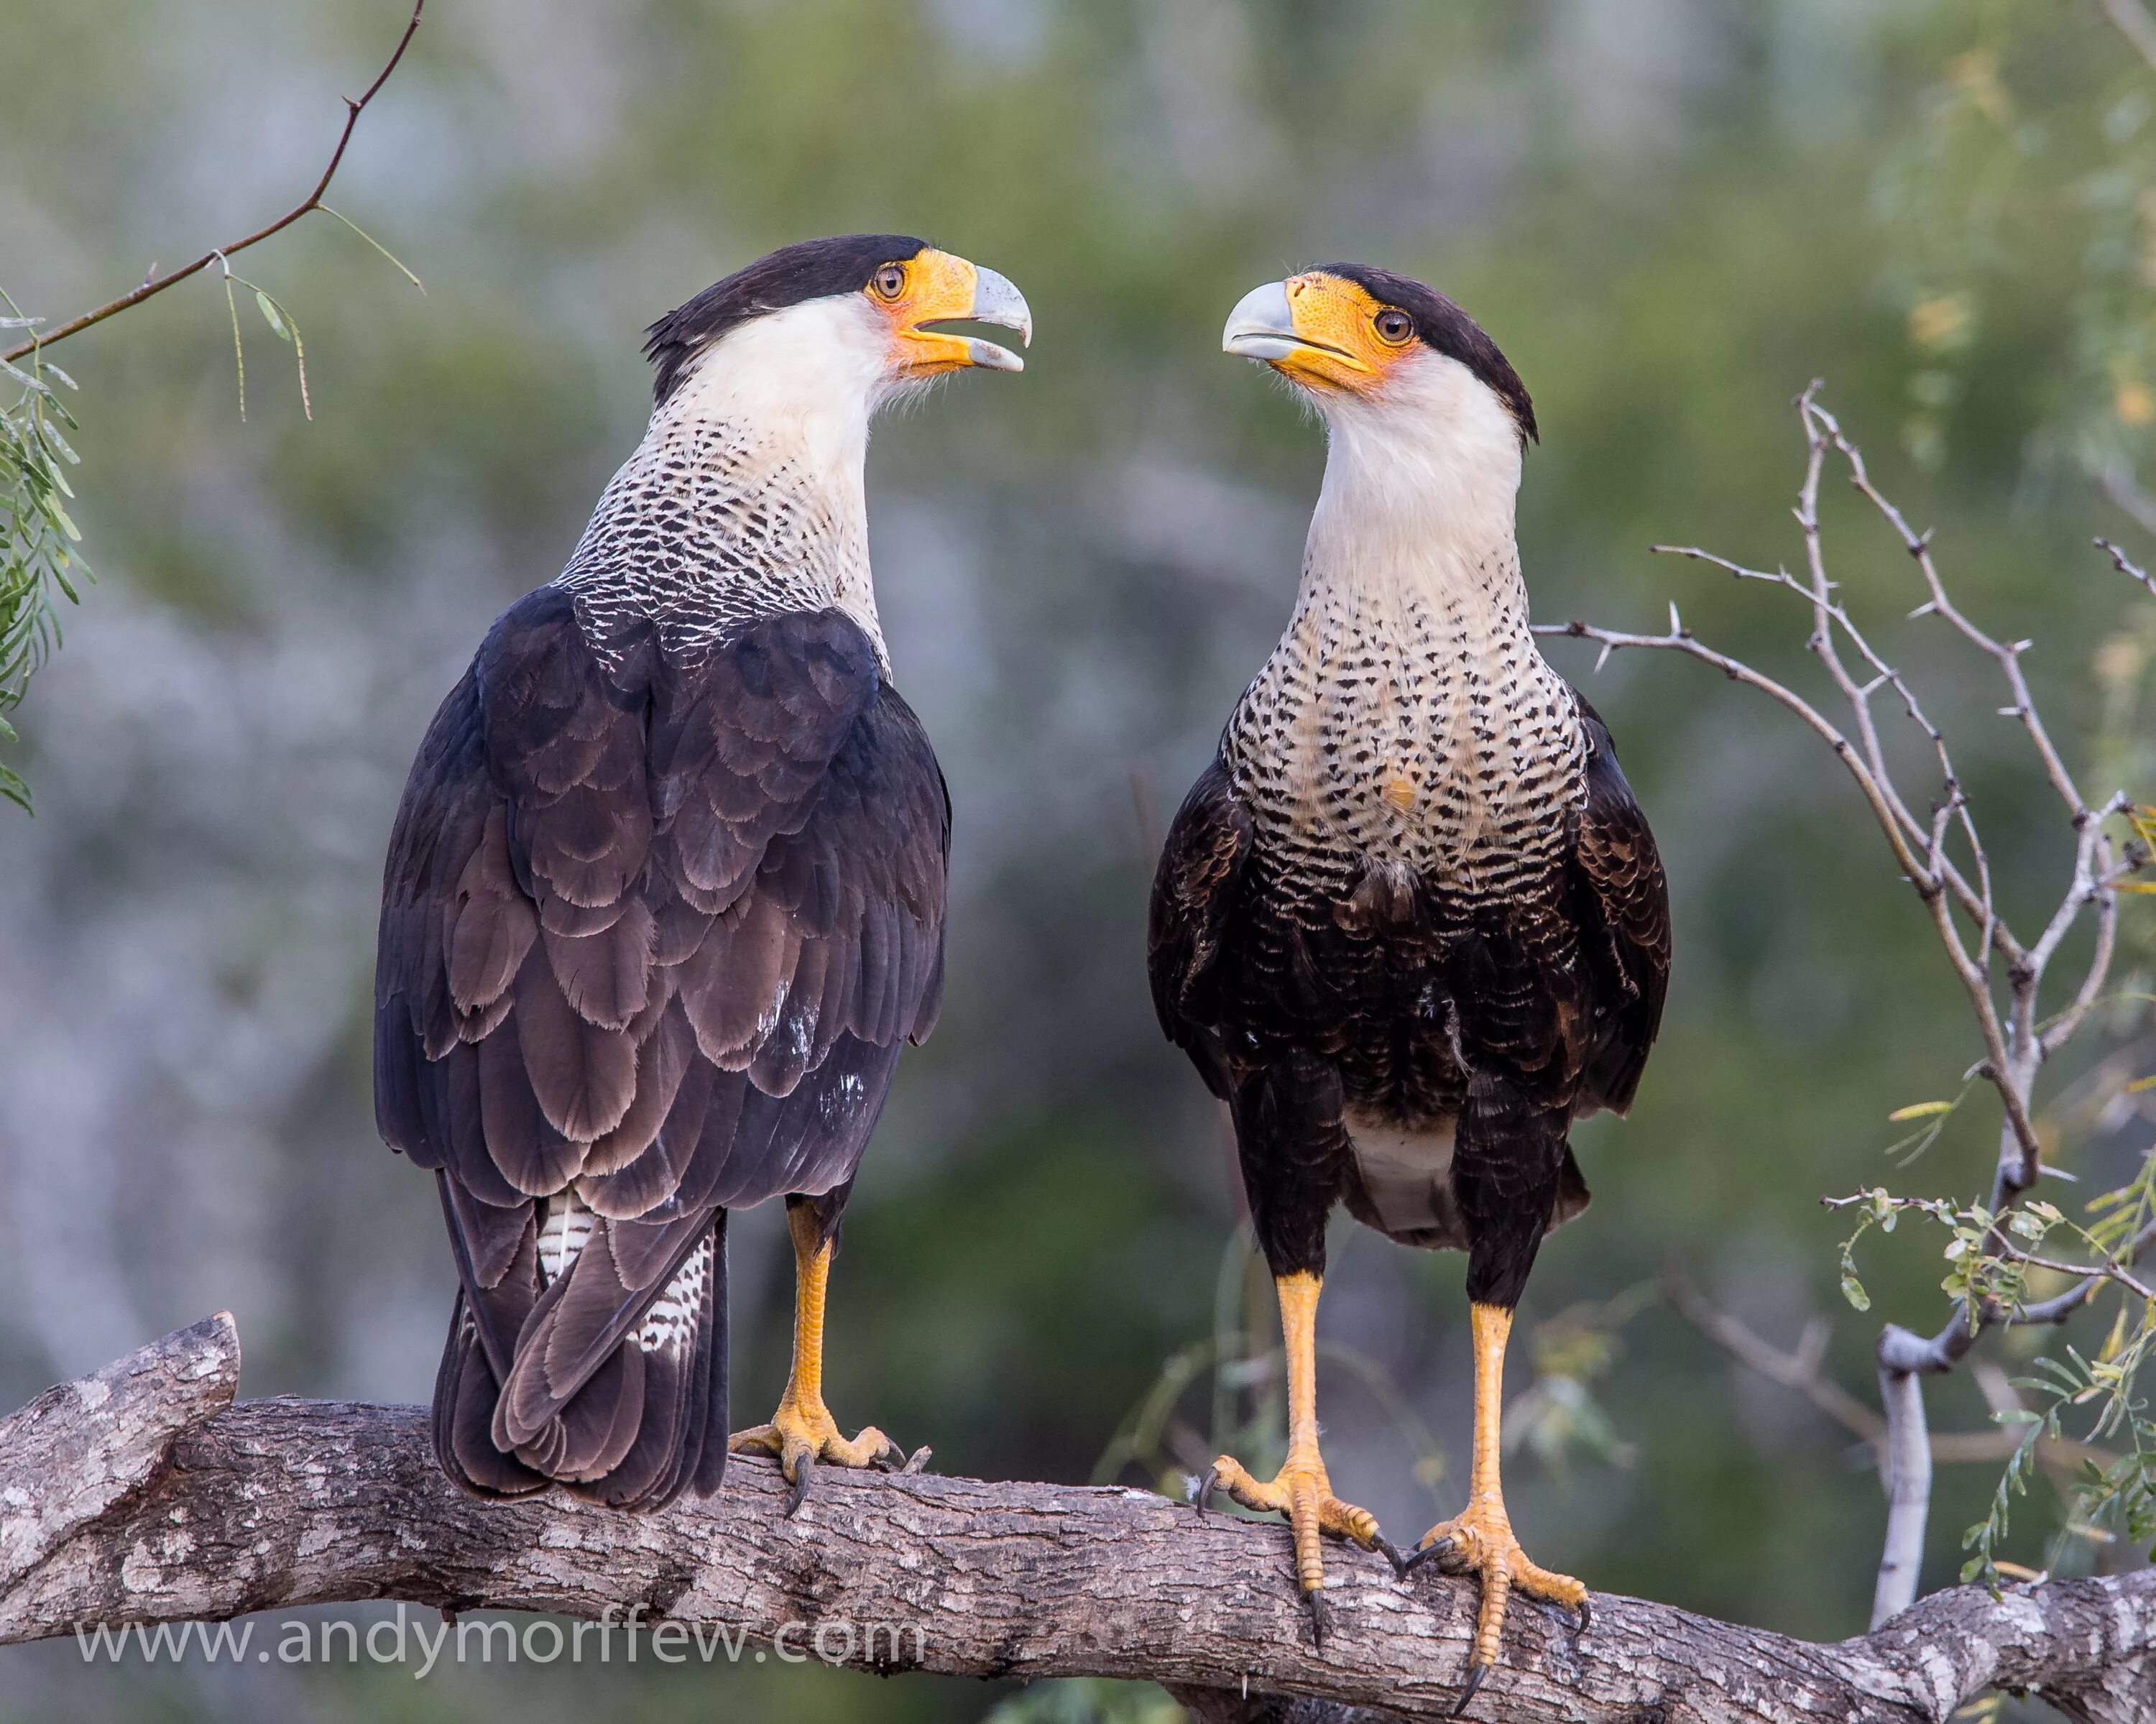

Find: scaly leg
729;1202;900;1513
1404;1302;1589;1712
1196;1271;1396;1633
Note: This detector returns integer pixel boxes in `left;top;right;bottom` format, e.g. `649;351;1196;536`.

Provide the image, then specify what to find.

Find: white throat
1223;351;1582;899
1300;351;1527;623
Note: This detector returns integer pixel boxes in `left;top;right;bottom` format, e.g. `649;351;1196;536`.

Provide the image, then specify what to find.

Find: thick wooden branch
4;1320;2153;1723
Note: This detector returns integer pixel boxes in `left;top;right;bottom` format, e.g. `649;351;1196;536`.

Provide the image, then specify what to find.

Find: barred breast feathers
1225;345;1584;899
558;295;893;668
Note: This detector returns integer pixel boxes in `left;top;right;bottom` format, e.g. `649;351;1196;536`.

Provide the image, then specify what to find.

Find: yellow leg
1410;1303;1589;1698
1197;1272;1388;1605
729;1205;900;1511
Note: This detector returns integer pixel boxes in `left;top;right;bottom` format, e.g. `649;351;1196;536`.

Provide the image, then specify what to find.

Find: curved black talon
1575;1595;1593;1636
1375;1535;1414;1579
867;1440;906;1473
1451;1659;1488;1718
783;1453;815;1518
1306;1585;1332;1652
1401;1534;1455;1576
1194;1464;1222;1516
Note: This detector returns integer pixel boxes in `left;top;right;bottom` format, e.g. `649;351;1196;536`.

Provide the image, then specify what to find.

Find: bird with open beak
377;236;1030;1513
1152;266;1669;1702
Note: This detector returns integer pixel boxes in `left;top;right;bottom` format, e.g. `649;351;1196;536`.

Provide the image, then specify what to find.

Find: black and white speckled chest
554;417;881;671
1222;544;1584;908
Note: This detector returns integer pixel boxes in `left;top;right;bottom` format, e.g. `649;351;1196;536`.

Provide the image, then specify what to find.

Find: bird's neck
1291;403;1530;649
1226;409;1581;885
563;336;885;661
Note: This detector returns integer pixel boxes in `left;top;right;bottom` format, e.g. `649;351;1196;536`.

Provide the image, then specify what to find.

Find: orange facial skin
1276;272;1414;394
1267;272;1420;395
865;248;1026;377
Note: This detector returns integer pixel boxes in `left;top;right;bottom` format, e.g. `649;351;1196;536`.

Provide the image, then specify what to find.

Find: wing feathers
513;952;639;1142
542;897;654;1031
378;599;946;1503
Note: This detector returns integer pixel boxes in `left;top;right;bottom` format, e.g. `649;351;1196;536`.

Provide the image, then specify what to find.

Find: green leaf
1841;1271;1871;1312
1889;1100;1955;1121
317;205;425;294
255;290;290;341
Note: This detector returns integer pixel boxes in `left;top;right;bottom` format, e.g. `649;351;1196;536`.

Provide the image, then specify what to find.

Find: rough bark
3;1319;2152;1723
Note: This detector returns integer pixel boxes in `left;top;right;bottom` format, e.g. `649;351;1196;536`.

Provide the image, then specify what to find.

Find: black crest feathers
1322;262;1538;445
644;234;930;405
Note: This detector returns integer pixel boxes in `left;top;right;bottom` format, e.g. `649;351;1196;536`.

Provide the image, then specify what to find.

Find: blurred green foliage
0;313;86;809
1;2;2154;1722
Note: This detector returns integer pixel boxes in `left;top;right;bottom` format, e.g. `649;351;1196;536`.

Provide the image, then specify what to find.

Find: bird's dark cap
1319;262;1537;446
645;234;931;405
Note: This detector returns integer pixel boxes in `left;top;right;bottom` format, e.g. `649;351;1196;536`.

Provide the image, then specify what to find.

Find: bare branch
2096;535;2156;601
1551;383;2150;1633
1872;1348;1932;1628
8;1319;2156;1724
0;1;425;365
2014;1214;2156;1323
1659;1269;2083;1467
1537;608;2040;1165
1812;395;2089;821
1661;1268;1886;1447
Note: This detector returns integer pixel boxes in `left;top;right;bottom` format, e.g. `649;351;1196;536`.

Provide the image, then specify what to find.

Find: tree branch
2096;537;2156;603
1541;382;2152;1633
5;1319;2155;1723
0;0;425;364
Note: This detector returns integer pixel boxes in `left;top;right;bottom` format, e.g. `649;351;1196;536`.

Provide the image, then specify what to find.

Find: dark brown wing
1147;755;1255;1099
375;589;948;1503
1563;688;1670;1115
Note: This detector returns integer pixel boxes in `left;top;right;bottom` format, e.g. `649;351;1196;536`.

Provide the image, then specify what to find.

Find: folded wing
377;589;949;1505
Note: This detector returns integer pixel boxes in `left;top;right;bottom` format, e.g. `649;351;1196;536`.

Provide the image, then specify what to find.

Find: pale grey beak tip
1222;279;1297;361
972;265;1033;351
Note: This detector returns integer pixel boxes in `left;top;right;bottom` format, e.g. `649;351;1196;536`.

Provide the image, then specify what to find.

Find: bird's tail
433;1190;729;1511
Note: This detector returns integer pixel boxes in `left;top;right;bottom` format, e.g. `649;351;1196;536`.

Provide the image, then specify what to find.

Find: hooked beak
1222;280;1305;364
893;252;1033;377
1222;276;1378;388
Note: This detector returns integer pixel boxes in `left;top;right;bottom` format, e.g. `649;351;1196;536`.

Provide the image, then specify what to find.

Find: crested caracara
375;235;1029;1510
1149;266;1669;1690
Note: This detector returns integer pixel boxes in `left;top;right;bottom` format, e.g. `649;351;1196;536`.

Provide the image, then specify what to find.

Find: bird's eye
872;264;908;300
1374;309;1414;346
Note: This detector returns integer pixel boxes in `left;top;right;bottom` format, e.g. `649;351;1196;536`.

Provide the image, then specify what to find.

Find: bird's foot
1401;1495;1589;1714
1197;1449;1389;1633
728;1396;901;1516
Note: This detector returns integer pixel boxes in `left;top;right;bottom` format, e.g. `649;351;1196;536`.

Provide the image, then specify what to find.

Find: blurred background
4;1;2155;1718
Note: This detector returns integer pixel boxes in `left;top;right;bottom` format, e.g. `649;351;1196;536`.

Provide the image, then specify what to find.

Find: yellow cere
1275;272;1416;394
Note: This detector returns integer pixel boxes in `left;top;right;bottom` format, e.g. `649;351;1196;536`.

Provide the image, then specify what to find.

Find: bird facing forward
1149;267;1669;1693
375;236;1029;1509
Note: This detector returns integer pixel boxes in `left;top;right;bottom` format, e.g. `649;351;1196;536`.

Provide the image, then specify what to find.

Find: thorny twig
2099;536;2156;602
0;0;425;367
1536;382;2150;1626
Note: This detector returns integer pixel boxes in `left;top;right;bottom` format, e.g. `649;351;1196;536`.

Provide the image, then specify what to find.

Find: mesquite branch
1659;1266;2111;1471
0;0;425;366
1535;382;2150;1628
5;1316;2156;1724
